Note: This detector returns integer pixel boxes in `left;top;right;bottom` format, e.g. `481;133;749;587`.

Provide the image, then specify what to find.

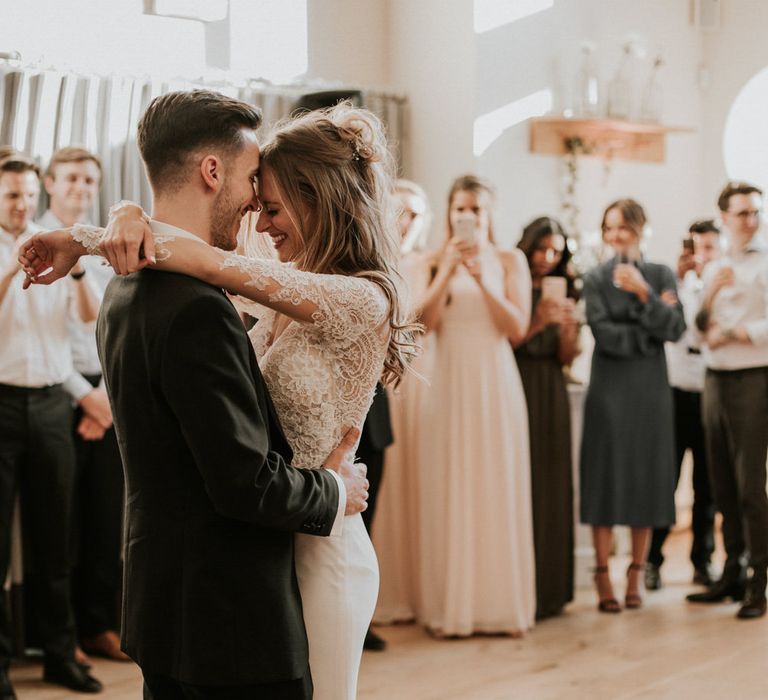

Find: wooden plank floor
10;530;768;699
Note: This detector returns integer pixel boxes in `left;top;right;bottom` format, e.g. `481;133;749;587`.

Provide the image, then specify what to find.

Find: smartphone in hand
452;215;477;244
541;275;567;302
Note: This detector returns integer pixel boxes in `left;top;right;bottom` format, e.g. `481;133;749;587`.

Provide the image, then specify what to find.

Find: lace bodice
227;255;390;468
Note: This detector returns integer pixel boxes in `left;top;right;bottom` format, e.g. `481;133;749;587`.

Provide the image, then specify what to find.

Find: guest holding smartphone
580;199;685;613
417;175;535;637
515;217;579;619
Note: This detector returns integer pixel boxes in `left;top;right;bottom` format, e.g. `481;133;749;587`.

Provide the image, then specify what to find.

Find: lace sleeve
219;253;390;340
70;223;177;262
71;224;105;256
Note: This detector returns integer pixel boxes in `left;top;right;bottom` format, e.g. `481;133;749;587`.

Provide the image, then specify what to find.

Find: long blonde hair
261;103;420;387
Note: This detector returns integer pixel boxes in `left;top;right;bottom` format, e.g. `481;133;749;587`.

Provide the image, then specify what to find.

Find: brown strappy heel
625;562;645;609
594;566;621;613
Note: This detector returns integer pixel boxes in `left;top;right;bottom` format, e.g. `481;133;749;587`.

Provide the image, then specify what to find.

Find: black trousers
143;669;312;700
703;367;768;573
71;374;125;637
648;388;715;569
358;446;384;535
0;383;77;667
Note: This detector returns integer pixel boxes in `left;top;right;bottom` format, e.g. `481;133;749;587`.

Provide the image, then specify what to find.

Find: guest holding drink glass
515;216;579;619
580;199;685;613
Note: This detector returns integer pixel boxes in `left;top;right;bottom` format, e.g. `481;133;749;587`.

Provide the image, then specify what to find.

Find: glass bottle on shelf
607;43;634;120
575;42;600;117
640;56;663;122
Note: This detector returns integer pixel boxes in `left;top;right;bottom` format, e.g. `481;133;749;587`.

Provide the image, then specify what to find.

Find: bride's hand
102;201;155;275
18;229;85;288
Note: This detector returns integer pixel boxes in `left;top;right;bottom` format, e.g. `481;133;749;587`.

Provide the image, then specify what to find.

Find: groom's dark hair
137;89;262;193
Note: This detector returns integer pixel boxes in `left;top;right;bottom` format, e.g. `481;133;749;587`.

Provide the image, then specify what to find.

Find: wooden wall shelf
529;117;694;163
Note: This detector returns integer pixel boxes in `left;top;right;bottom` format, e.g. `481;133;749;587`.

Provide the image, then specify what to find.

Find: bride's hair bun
331;104;387;166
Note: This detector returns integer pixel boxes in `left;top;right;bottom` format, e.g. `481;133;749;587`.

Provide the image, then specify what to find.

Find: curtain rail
0;53;405;103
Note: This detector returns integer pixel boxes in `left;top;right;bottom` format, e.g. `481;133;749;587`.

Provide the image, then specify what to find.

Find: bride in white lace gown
21;104;416;700
228;251;389;699
224;245;388;700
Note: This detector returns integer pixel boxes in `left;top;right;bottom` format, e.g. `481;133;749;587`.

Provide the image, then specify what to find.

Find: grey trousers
703;366;768;572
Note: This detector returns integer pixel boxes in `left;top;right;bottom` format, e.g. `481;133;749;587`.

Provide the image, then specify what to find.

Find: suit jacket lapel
220;288;293;462
243;335;293;463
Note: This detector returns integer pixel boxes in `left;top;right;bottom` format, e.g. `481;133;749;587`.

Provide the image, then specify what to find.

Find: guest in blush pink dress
373;179;435;625
416;175;536;637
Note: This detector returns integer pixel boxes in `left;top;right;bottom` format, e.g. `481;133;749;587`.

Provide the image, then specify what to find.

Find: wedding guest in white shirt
37;147;128;663
646;220;721;591
688;182;768;619
0;152;102;696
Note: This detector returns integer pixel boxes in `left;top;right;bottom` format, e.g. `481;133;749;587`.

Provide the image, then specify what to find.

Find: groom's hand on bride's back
338;460;369;516
323;426;369;515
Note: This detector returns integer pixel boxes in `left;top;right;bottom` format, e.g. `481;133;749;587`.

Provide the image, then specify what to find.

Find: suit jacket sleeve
160;292;340;535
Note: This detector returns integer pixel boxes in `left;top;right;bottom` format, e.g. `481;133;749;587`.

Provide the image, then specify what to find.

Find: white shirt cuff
62;372;93;404
325;469;346;537
744;320;768;346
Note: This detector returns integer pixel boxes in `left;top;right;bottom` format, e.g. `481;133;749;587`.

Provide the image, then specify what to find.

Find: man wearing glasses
689;182;768;619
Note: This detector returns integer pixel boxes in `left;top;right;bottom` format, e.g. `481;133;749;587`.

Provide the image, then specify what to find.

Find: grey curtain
0;61;409;224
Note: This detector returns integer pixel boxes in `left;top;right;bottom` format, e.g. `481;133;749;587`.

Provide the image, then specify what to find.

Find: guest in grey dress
515;217;579;619
580;199;685;613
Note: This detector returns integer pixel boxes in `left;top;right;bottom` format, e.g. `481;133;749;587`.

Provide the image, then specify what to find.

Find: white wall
305;0;390;86
384;0;708;263
700;0;768;210
0;0;207;78
389;0;477;236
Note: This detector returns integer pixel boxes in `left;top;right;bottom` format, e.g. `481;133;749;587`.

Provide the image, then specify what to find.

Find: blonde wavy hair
259;103;420;387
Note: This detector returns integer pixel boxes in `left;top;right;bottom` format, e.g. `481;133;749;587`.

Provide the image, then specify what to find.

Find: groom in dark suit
93;91;369;699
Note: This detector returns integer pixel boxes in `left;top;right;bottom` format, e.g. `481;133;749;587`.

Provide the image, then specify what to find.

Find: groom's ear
199;155;224;193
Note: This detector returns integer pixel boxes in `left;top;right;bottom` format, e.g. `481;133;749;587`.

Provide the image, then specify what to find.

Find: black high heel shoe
626;562;645;609
594;566;621;613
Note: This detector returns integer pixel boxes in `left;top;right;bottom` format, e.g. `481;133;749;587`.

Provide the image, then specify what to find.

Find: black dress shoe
43;659;103;693
737;594;767;619
737;572;767;619
363;628;387;651
0;668;16;700
645;563;662;591
686;576;746;604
